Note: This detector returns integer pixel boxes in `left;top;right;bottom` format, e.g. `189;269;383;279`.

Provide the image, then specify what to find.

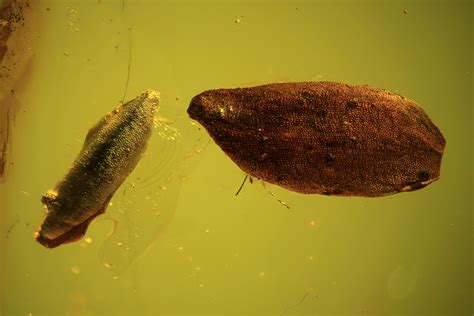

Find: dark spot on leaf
417;171;430;181
323;153;335;164
258;136;268;145
301;90;315;103
346;100;358;109
322;188;344;196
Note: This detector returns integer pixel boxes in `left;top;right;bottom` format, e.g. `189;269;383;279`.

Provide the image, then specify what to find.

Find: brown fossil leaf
187;82;446;197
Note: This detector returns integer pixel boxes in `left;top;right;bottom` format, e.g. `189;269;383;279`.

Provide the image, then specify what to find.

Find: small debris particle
199;283;204;288
113;276;119;280
259;271;265;278
117;242;123;247
46;7;50;11
175;96;180;101
6;218;20;239
84;237;92;244
205;229;210;233
64;51;69;57
70;265;81;274
103;262;112;269
403;9;408;14
235;19;240;23
280;291;310;315
178;246;184;251
308;219;317;227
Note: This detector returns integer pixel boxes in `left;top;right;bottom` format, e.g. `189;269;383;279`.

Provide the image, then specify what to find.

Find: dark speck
346;100;358;109
417;171;430;181
301;90;313;98
301;90;315;103
323;153;335;164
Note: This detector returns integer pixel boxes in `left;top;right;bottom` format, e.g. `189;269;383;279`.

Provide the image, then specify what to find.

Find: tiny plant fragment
35;90;160;248
188;82;446;197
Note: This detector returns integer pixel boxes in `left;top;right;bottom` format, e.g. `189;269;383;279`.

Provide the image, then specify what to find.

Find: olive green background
0;0;472;315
